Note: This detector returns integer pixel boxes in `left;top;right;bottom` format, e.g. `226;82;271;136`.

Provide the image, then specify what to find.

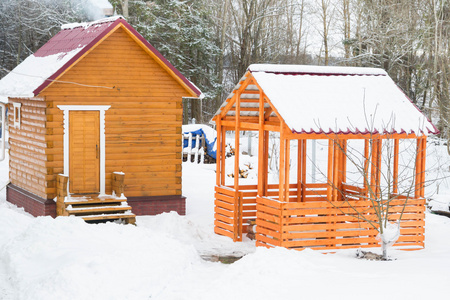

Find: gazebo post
393;138;399;195
221;126;226;186
421;137;427;197
234;90;242;241
415;136;427;198
338;139;347;200
332;139;340;201
375;139;382;198
216;117;222;186
370;139;381;199
297;139;303;202
285;138;291;202
301;140;307;201
258;91;265;197
263;131;269;195
363;139;370;194
327;139;334;201
279;124;286;202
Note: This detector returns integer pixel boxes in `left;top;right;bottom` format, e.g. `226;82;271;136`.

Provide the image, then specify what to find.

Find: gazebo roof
215;64;438;136
0;16;202;101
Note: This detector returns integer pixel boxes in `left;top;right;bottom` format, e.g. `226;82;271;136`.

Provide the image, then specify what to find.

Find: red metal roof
34;22;115;57
32;17;201;97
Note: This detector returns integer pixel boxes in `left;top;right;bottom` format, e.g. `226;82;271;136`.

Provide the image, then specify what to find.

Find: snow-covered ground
1;138;450;299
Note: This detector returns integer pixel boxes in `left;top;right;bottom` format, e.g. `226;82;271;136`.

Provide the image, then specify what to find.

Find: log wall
8;97;48;199
21;26;187;200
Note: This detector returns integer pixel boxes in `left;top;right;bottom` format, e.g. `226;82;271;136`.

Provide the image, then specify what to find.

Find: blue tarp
183;128;217;159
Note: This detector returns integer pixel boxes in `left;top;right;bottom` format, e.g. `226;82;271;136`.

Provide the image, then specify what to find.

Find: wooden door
69;111;100;194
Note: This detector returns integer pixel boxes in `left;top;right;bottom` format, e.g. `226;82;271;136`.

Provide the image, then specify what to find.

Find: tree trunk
122;0;129;18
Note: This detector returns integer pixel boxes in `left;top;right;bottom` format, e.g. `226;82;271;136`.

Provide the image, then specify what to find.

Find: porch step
82;212;136;223
66;204;132;215
64;197;128;206
63;196;136;225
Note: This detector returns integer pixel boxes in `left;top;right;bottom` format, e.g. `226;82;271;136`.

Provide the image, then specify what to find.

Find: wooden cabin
0;17;202;222
212;64;438;251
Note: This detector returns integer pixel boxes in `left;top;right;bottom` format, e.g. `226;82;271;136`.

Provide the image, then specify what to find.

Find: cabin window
13;103;21;129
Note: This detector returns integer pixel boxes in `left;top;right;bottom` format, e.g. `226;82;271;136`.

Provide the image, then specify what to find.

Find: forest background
0;0;449;142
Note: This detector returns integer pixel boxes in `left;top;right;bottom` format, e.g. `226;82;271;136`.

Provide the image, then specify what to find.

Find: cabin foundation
127;196;186;215
7;184;56;218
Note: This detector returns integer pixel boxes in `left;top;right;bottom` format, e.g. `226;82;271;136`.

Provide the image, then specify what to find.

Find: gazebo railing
256;195;425;250
214;183;425;250
214;185;257;241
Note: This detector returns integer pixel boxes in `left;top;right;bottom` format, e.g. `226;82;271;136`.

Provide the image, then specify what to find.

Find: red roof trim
33;18;201;97
291;125;438;136
251;71;386;77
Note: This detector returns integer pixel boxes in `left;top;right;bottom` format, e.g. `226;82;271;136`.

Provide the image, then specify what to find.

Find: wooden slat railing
214;185;258;241
256;194;425;251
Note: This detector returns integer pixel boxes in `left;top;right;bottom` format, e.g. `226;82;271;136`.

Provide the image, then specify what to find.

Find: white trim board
58;105;111;195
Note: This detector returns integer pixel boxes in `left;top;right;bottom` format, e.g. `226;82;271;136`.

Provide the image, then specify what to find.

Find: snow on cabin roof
215;64;438;136
0;16;201;101
61;16;121;30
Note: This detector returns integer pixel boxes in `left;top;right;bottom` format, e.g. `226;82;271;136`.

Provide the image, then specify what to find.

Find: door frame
58;105;110;195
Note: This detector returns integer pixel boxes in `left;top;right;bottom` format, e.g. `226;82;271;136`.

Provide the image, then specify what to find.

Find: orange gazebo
212;64;438;251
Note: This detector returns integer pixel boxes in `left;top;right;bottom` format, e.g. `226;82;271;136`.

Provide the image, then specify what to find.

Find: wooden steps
63;196;136;224
56;173;136;224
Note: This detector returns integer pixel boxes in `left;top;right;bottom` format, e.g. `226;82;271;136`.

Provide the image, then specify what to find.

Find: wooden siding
8;97;48;199
39;27;186;199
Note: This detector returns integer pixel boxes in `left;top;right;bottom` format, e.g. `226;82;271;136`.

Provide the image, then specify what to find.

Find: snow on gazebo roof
215;64;438;136
0;16;201;101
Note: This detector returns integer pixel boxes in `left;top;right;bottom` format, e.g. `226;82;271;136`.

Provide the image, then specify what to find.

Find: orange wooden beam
285;139;291;202
421;137;427;198
258;90;265;197
297;140;302;202
279;124;286;202
327;139;334;201
221;125;226;186
216;117;222;186
234;89;241;242
364;139;370;191
301;140;307;202
393;138;399;194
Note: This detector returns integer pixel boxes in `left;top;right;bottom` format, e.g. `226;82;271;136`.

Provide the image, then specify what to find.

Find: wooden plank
284;236;375;248
256;210;281;224
215;199;235;211
256;233;281;247
284;228;379;240
256;196;282;209
214;207;234;218
214;213;233;225
67;205;131;214
257;226;281;239
82;214;136;222
256;218;281;231
284;221;375;232
215;185;236;197
214;227;234;239
215;193;236;204
214;220;234;232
